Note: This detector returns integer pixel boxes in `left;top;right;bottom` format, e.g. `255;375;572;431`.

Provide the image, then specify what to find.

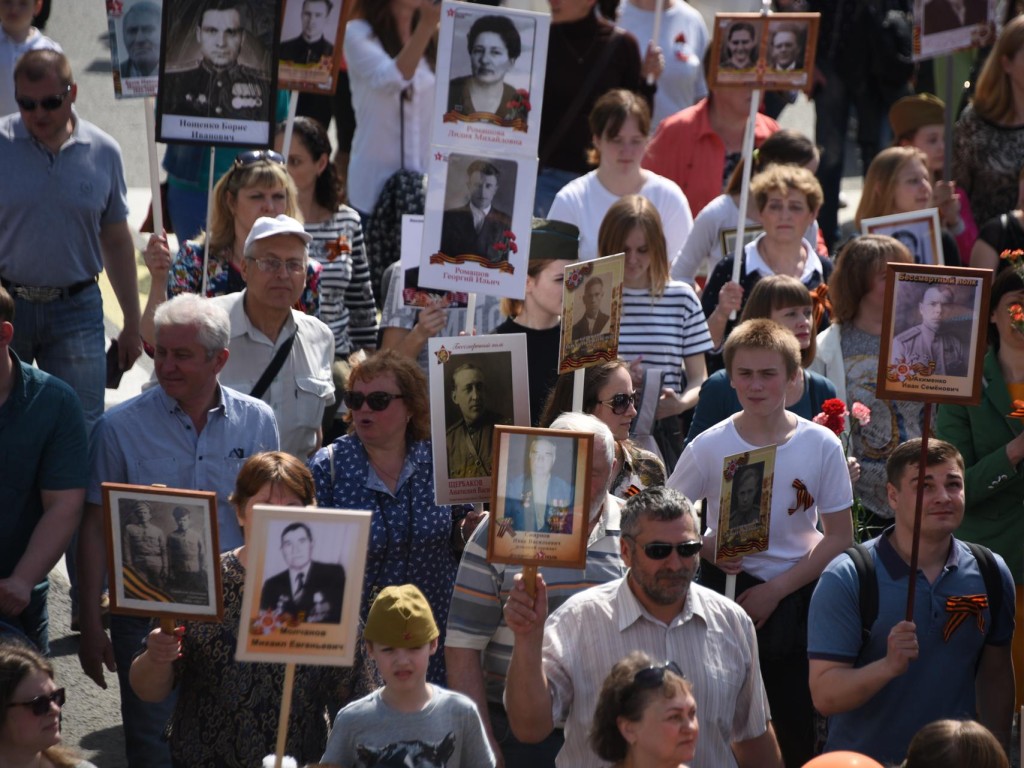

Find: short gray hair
154;294;230;356
549;412;615;469
620;487;699;538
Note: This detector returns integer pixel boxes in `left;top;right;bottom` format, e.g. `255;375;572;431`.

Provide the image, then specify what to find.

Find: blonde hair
972;16;1024;124
749;164;823;213
855;146;929;226
205;161;300;254
723;318;802;379
597;195;670;297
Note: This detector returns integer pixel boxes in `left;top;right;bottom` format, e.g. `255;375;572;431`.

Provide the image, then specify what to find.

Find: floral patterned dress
167;552;356;767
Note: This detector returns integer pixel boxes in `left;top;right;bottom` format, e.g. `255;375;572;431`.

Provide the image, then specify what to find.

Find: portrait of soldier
892;285;967;376
571;276;610;341
161;0;270;120
445;362;510;479
728;464;763;529
120;1;161;78
439;159;514;262
166;506;207;596
720;21;757;70
280;0;335;66
122;501;168;586
259;522;346;624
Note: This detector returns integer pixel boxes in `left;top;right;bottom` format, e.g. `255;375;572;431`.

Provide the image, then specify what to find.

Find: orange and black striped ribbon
788;479;814;515
943;594;988;642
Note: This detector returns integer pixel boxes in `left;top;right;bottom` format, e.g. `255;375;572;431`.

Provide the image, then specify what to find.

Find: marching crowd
3;0;1024;767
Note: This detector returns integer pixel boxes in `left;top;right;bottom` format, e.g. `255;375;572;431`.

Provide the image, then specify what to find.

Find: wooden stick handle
274;663;297;768
523;564;538;599
905;407;932;621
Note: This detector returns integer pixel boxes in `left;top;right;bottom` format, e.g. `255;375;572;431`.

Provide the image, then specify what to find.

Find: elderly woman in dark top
447;14;521;122
307;350;475;686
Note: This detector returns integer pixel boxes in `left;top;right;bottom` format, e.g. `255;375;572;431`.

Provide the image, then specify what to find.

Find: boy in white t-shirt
0;0;61;116
668;318;853;767
321;585;496;767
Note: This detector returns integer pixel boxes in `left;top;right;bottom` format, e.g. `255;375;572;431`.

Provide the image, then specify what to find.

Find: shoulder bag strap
250;331;297;400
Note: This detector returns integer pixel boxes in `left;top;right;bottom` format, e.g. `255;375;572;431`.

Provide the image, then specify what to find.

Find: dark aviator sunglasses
343;391;404;412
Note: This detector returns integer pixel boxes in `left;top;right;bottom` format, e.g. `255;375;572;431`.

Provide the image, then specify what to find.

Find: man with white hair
210;214;335;459
78;293;279;768
446;412;628;767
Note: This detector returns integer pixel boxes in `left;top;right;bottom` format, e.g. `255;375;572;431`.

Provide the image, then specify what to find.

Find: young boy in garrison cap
320;585;496;767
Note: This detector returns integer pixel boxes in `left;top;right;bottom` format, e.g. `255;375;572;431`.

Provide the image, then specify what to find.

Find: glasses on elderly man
624;535;702;560
16;84;71;112
246;256;306;275
7;688;65;716
234;149;285;167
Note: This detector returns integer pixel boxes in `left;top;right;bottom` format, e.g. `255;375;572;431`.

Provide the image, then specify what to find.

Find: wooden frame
487;426;593;570
862;208;945;266
277;0;346;94
715;446;776;563
236;505;371;666
708;12;819;91
877;263;991;405
102;483;223;622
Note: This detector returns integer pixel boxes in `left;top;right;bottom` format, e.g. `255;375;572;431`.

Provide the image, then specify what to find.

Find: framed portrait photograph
277;0;345;93
558;253;625;374
432;0;550;156
715;446;776;563
400;215;469;309
709;12;819;91
236;505;371;666
428;335;531;505
877;263;992;405
107;0;162;98
102;483;222;622
419;150;538;300
914;0;994;60
720;225;764;260
156;0;280;147
487;426;593;570
862;208;944;266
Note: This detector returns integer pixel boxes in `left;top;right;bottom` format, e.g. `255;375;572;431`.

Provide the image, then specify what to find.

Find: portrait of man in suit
571;276;610;341
504;436;575;534
924;0;986;34
766;23;802;71
280;0;335;66
259;522;346;624
440;159;514;262
120;1;161;78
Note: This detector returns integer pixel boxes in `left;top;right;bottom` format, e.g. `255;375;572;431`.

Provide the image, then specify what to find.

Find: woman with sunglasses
597;195;711;467
0;643;95;768
308;350;474;687
140;151;322;346
686;275;838;445
590;652;698;768
539;359;665;499
130;452;353;767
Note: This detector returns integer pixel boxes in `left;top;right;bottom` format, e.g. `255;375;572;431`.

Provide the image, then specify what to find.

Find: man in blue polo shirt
808;438;1014;764
0;286;87;653
77;293;279;768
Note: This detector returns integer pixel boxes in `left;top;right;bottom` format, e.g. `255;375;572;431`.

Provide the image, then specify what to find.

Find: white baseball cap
244;214;312;251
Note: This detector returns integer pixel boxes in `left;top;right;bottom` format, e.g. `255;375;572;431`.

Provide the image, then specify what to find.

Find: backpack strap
845;543;877;657
964;541;1003;638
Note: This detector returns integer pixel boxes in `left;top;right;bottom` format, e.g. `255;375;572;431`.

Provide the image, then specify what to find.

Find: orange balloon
801;752;885;768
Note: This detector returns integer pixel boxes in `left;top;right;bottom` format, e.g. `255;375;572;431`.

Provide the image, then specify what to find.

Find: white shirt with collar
209;290;334;459
743;234;822;284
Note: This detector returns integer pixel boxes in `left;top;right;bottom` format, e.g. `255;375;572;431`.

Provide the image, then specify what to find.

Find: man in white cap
210;214;335;458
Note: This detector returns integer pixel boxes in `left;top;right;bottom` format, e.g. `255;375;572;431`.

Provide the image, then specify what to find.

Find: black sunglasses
8;688;65;716
16;84;71;112
234;149;285;167
626;536;702;560
597;392;638;415
632;661;685;689
343;391;404;411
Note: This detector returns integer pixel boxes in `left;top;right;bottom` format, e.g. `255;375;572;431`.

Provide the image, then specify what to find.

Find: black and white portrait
439;154;518;263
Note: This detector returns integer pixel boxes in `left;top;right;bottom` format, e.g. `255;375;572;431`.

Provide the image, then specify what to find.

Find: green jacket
936;349;1024;583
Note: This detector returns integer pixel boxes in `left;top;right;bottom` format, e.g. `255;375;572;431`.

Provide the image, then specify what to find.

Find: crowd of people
3;0;1024;767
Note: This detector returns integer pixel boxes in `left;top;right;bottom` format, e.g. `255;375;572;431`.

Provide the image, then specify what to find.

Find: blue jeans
111;614;175;768
488;703;564;768
165;183;209;243
534;167;580;218
1;581;49;654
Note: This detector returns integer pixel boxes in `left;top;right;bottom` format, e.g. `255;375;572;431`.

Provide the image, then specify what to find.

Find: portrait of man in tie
259;522;346;623
439;156;515;262
571;277;611;341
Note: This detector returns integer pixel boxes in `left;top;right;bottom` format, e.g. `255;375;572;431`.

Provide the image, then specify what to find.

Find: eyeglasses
7;688;65;716
15;85;71;112
596;392;638;415
626;536;702;560
234;149;285;167
246;256;307;275
343;391;404;411
632;661;685;690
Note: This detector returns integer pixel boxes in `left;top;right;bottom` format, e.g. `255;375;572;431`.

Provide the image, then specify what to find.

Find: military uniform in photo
446;411;509;478
280;36;333;65
892;324;967;377
162;62;269;119
168;527;205;595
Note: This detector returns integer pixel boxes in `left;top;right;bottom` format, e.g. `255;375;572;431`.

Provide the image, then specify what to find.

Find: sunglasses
16;85;71;112
8;688;65;716
234;149;285;167
343;391;404;411
632;661;685;689
597;392;638;415
626;536;702;560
